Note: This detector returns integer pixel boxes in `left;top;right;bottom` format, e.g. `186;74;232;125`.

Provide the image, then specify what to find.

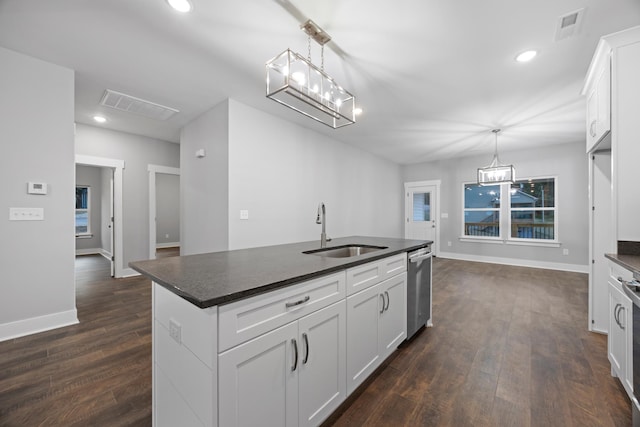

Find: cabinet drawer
346;253;408;296
381;252;407;279
218;271;346;352
610;261;634;284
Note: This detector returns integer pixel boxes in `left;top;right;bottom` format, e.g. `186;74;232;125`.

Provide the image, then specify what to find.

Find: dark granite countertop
130;236;431;308
606;253;640;277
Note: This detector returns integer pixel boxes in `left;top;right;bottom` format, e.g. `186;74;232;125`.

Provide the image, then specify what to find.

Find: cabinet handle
620;307;626;330
302;332;309;365
589;120;597;137
286;296;310;308
379;294;385;314
291;338;298;371
384;291;390;312
614;303;622;327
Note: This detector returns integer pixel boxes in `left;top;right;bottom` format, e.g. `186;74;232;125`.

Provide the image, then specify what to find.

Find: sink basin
303;244;388;258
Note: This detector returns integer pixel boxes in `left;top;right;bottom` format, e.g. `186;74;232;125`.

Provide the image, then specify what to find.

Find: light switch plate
9;207;44;221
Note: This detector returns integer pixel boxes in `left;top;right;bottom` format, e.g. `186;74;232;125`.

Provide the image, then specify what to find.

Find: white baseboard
0;309;78;342
156;242;180;249
437;251;589;274
121;267;141;278
100;248;112;260
75;247;102;256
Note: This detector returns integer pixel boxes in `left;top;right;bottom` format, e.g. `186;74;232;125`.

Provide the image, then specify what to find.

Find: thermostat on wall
27;182;48;195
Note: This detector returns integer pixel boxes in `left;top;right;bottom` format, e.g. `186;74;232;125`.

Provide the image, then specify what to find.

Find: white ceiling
1;0;638;164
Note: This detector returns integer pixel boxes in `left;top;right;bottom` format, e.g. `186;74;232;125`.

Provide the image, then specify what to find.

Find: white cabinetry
219;301;346;427
152;251;412;426
153;284;218;427
586;26;640;334
607;262;634;398
585;55;611;152
346;267;407;395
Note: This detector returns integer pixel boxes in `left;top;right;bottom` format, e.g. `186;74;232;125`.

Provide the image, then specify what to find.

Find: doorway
148;165;180;259
75;155;125;277
405;180;441;255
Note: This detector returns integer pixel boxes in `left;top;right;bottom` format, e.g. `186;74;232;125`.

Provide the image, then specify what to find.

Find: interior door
405;184;437;248
109;170;115;277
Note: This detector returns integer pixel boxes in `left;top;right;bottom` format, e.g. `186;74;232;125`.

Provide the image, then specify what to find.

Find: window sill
459;236;561;248
75;234;93;239
459;237;503;244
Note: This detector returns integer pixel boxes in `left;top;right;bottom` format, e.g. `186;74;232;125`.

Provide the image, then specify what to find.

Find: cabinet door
620;295;634;396
378;273;407;360
218;322;298;427
608;281;626;379
298;301;346;427
346;283;382;395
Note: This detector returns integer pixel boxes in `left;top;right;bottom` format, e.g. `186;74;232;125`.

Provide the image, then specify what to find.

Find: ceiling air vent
554;8;585;41
99;89;179;120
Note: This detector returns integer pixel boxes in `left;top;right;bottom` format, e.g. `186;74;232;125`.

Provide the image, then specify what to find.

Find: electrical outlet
562;248;569;256
240;210;249;220
169;319;182;344
165;233;169;239
447;241;452;247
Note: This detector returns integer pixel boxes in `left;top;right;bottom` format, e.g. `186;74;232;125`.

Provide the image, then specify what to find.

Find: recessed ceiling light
93;115;107;123
515;50;537;63
167;0;192;13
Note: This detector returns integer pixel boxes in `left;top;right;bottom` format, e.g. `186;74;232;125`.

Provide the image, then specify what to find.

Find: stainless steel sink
303;244;388;258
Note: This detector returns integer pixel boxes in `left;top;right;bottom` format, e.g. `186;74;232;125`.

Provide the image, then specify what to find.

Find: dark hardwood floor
0;256;631;426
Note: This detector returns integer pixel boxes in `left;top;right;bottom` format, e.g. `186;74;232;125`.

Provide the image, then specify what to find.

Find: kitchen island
131;236;431;427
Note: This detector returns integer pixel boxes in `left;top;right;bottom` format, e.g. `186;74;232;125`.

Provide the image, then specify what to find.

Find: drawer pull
286;296;310;308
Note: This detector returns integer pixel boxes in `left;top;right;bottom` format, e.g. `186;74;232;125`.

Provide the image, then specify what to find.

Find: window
509;178;555;240
462;177;557;244
412;192;431;221
463;184;501;238
75;186;90;236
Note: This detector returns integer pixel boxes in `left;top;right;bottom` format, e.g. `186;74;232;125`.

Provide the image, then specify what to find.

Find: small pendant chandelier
477;129;515;185
265;19;356;129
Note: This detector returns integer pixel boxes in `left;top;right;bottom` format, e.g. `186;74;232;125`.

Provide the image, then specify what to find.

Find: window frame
75;185;91;237
461;183;503;241
460;176;559;247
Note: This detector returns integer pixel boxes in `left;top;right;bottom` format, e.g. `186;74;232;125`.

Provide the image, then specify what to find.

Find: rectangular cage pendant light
477;129;515;185
265;20;356;129
477;164;515;185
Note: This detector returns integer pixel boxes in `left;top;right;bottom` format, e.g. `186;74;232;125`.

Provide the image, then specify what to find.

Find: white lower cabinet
608;274;633;398
218;300;347;427
346;272;407;394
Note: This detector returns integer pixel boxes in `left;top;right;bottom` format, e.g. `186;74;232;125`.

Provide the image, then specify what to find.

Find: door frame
75;154;125;278
404;180;441;256
148;164;180;259
588;151;614;333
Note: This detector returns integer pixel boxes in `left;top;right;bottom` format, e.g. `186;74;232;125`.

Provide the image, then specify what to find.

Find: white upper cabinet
584;26;640;242
585;55;611;152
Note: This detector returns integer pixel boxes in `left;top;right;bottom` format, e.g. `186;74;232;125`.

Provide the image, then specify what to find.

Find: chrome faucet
316;202;331;248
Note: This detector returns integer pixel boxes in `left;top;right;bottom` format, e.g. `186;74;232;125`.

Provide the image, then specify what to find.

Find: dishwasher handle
409;252;432;263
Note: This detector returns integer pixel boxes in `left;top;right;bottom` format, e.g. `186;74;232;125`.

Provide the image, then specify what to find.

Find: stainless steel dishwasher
406;245;432;339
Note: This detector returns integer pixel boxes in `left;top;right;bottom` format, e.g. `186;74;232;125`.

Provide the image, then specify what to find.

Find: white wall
75;124;180;268
226;99;403;250
180;100;229;255
0;47;77;340
75;165;102;251
156;173;180;246
180;98;403;254
403;141;589;270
